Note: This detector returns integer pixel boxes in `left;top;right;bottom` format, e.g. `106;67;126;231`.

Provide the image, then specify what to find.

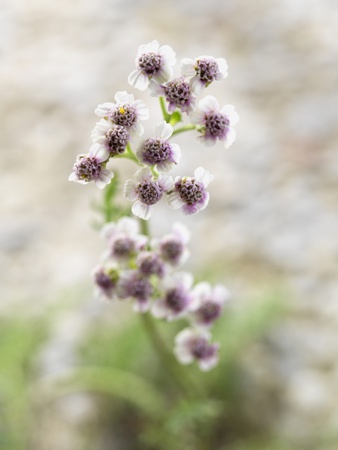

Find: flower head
190;95;239;148
137;251;166;278
101;217;148;262
92;119;130;156
117;270;153;313
128;40;176;91
152;222;190;267
92;264;119;301
190;282;230;328
152;272;193;321
68;143;113;189
124;167;173;220
149;77;196;114
95;91;149;139
181;56;228;94
136;121;181;172
174;328;219;371
167;167;213;215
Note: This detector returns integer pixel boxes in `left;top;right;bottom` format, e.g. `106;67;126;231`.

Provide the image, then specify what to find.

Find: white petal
124;179;138;201
117;216;140;235
157;174;174;192
95;102;115;117
90;143;109;162
198;354;219;371
134;100;150;120
172;222;190;244
167;192;185;210
95;171;113;189
155;121;173;140
151;300;168;319
221;104;239;125
194;167;214;186
156;160;174;172
134;166;153;183
180;58;196;77
149;80;165;97
132;200;151;220
189;108;205;125
68;171;77;182
154;65;173;84
198;95;220;113
138;40;160;55
216;58;228;78
190;76;205;95
114;91;134;104
159;45;176;65
169;143;181;164
175;328;195;346
214;284;231;305
224;127;236;148
176;271;193;290
128;69;149;91
133;299;150;313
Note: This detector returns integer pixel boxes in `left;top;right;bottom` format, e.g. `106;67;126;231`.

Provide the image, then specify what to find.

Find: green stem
172;124;196;136
159;96;170;122
114;142;141;166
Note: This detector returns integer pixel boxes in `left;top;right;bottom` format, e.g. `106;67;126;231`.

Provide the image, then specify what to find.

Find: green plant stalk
159;96;170;122
172;124;196;136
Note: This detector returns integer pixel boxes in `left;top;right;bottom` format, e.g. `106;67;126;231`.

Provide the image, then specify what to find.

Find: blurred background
1;0;338;449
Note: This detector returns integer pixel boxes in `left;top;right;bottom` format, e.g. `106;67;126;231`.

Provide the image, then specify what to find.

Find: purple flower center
165;78;191;107
205;112;230;138
164;287;189;313
129;276;153;300
142;138;172;165
196;301;222;324
75;155;102;182
138;253;164;277
110;104;137;128
137;180;163;205
112;237;134;258
196;58;219;83
176;178;206;205
160;239;183;262
106;126;129;155
94;269;115;290
138;52;163;76
190;338;215;360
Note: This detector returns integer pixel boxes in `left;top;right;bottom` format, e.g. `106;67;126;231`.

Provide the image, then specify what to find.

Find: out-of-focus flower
92;264;119;301
128;40;176;91
167;167;213;215
152;272;193;321
137;251;166;278
190;95;239;148
95;91;149;139
68;143;113;189
190;282;230;327
117;270;153;313
181;55;228;94
174;328;219;371
136;121;181;172
152;222;190;267
124;167;173;220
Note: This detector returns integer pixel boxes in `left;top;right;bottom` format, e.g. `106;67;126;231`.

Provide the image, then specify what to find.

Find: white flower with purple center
174;328;219;371
68;143;113;189
95;91;149;139
167;167;213;215
101;217;148;262
92;119;130;156
190;95;239;148
149;76;197;114
117;270;153;313
92;264;119;301
137;251;166;278
124;167;173;220
136;121;181;172
152;222;190;267
181;55;228;94
128;40;176;91
152;272;193;321
190;282;230;328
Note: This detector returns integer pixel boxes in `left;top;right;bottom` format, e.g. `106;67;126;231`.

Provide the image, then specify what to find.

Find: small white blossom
181;55;228;94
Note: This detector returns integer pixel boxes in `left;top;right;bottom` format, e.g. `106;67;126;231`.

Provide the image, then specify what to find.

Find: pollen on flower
176;179;205;205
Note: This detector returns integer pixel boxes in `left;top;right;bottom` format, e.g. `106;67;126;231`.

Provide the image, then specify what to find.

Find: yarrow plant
69;40;238;373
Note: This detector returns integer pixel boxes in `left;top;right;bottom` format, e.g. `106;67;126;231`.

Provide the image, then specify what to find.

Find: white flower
181;55;228;94
136;121;181;172
68;143;113;189
124;167;173;220
174;328;219;371
95;91;149;139
190;282;230;328
151;222;190;267
190;95;239;148
128;40;176;91
167;167;214;215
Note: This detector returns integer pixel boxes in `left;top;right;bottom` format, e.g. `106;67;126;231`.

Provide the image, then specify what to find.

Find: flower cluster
69;40;238;371
93;217;230;371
